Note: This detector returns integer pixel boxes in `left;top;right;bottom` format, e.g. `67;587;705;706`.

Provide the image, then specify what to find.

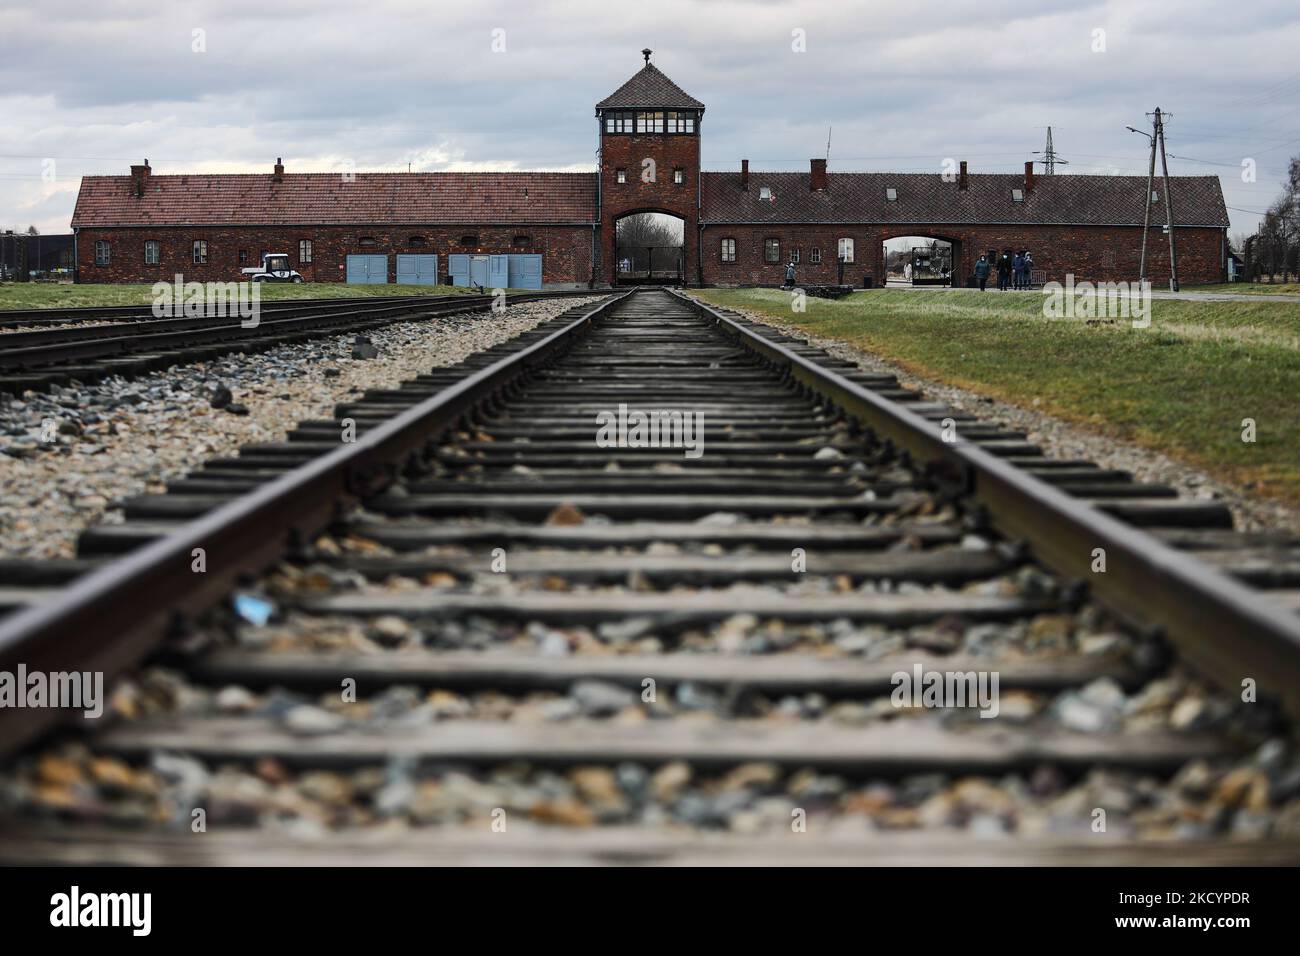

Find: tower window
666;111;696;133
635;111;665;133
604;111;634;133
720;238;736;262
673;168;684;185
616;169;627;184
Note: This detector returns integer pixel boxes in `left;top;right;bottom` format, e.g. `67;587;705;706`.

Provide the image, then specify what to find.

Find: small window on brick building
1011;188;1024;202
1151;190;1160;202
460;235;478;247
838;238;854;263
239;250;249;265
673;168;684;184
192;240;207;264
407;236;426;248
811;247;822;264
616;169;627;184
512;234;531;249
358;237;378;248
720;238;736;262
886;187;898;201
299;239;313;263
791;248;801;264
94;240;110;266
764;239;780;263
144;240;160;265
759;186;772;201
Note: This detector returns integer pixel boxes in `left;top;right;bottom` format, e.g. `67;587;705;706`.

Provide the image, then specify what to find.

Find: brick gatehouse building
71;53;1231;288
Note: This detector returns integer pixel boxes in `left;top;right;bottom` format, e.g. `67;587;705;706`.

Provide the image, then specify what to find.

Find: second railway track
1;287;1299;865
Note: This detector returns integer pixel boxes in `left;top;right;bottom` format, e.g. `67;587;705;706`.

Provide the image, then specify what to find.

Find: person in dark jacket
1022;251;1034;289
1012;252;1025;290
974;255;990;291
997;251;1012;291
784;261;796;288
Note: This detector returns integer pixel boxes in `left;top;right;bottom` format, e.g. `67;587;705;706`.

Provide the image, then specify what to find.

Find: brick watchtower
596;50;704;285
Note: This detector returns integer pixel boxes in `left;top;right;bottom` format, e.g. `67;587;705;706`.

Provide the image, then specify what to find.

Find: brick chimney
958;160;968;191
1024;160;1036;194
810;158;827;191
741;159;749;192
130;159;151;197
273;157;284;182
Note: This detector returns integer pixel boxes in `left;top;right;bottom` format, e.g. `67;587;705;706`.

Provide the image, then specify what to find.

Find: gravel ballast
0;296;608;558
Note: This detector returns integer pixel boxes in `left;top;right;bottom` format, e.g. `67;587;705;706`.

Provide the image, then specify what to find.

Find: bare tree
615;213;682;272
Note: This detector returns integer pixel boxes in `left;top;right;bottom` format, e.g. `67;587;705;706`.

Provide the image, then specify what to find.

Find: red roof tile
700;171;1230;228
72;172;598;227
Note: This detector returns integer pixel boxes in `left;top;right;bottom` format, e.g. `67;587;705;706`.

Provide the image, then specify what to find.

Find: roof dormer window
759;186;772;200
1012;188;1024;202
886;187;898;201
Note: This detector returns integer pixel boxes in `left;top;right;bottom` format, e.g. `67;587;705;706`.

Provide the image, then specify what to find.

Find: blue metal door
469;255;489;287
397;254;438;285
346;255;388;284
488;255;509;289
507;254;543;289
448;254;469;287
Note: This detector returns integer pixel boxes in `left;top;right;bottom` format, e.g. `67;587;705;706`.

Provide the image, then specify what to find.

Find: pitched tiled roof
72;172;598;227
596;63;705;110
700;171;1229;228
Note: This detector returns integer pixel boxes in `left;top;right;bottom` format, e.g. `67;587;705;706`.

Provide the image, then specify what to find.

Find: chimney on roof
130;159;151;198
1024;160;1036;194
810;158;827;191
958;160;968;191
741;159;749;192
273;157;284;182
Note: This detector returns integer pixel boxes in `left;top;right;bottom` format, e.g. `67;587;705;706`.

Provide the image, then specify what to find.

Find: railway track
1;287;1298;865
0;290;596;394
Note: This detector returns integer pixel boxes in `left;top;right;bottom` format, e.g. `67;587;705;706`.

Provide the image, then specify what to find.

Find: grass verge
695;287;1300;507
0;282;491;311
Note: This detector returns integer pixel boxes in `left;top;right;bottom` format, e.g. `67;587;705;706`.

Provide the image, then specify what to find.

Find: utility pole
1032;127;1069;174
1153;108;1180;292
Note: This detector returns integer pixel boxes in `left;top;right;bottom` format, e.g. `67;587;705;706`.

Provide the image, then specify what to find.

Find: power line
1031;126;1068;173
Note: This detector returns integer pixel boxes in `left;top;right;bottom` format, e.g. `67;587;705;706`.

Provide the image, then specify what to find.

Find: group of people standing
974;250;1034;291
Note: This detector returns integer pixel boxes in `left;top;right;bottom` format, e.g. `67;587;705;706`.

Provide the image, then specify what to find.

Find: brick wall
599;129;700;283
699;223;1226;286
75;224;596;286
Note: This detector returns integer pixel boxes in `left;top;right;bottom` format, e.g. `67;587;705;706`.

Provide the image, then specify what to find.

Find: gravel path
706;299;1300;534
0;296;608;558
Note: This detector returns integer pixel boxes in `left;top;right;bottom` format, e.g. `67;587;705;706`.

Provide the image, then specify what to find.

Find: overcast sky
2;0;1296;237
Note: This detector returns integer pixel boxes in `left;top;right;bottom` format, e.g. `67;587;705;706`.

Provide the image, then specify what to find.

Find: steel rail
0;290;632;754
671;289;1300;718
